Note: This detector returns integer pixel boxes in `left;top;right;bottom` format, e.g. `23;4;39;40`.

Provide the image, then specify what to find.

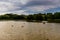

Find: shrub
54;19;60;23
47;19;54;23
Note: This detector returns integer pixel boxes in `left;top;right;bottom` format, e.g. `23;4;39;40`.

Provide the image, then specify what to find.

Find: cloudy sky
0;0;60;15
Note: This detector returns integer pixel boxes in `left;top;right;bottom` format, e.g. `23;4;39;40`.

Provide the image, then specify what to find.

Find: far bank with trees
0;12;60;23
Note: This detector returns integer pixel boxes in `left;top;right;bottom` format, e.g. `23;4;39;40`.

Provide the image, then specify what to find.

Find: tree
54;12;60;19
47;13;53;19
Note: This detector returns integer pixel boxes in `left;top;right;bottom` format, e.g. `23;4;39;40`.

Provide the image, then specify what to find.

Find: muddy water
0;21;60;40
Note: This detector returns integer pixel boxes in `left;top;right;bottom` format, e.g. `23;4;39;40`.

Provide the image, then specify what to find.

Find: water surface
0;21;60;40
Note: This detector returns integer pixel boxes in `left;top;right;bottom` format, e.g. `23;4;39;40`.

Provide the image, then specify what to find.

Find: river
0;21;60;40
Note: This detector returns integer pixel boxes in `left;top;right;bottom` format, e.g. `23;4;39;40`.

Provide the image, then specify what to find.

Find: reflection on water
0;21;60;40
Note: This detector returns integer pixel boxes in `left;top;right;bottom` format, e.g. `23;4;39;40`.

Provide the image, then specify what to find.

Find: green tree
54;12;60;19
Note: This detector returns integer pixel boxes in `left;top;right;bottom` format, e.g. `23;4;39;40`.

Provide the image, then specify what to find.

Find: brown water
0;21;60;40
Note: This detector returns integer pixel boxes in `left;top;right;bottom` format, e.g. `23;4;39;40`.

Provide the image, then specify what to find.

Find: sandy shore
0;21;60;40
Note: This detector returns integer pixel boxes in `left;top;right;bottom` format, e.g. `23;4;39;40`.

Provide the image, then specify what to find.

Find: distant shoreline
0;20;60;23
0;13;60;23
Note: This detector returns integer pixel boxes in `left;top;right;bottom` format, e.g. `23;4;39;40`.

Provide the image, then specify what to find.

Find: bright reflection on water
0;21;60;40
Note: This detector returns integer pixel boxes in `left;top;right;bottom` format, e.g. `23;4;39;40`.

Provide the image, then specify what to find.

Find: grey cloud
0;0;60;14
21;0;56;8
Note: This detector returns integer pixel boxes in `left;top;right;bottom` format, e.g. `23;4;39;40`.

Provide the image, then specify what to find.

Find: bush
47;19;54;23
54;19;60;23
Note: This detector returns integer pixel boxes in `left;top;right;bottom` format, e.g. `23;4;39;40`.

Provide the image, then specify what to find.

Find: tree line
0;12;60;23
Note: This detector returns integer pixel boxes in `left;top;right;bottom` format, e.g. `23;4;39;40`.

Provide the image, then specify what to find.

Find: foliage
54;19;60;23
0;12;60;23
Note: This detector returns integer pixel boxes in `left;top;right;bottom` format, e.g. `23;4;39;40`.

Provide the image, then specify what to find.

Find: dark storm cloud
23;0;55;7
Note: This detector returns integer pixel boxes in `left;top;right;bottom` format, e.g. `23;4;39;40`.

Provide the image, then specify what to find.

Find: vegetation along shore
0;12;60;23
